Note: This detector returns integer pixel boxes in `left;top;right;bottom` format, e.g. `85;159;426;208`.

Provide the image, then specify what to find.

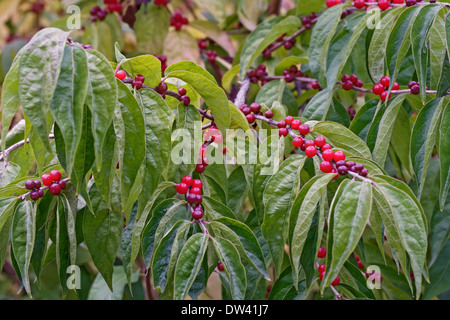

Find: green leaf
310;121;372;158
88;266;139;300
120;200;138;289
1;60;20;151
11;200;35;296
174;233;208;300
164;70;230;132
0;198;19;271
18;28;70;151
212;236;247;300
349;100;380;141
410;4;441;101
117;81;146;208
239;16;301;79
213;217;269;280
290;173;335;287
85;49;118;169
262;155;306;276
201;196;236;220
323;181;372;290
302;87;336;121
368;7;404;83
268;267;313;300
121;55;162;88
439;102;450;210
429;15;446;90
165;60;216;84
309;4;344;86
423;240;450;300
411;97;446;198
134;4;170;55
83;186;122;291
372;94;407;166
50;45;89;176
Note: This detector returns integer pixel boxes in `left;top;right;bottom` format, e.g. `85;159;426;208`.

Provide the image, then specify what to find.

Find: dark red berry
338;165;348;176
318;264;326;273
49;183;62;196
331;276;340;286
176;182;189;194
246;114;256;124
25;180;36;190
195;164;205;173
181;95;190;106
264;110;274;119
135;74;145;82
277;120;287;129
30;191;40;201
279;128;289;137
42;174;52;186
320;161;333;173
178;87;187;96
217;261;224;272
250;103;261;113
192;208;203;220
58;180;67;190
298;124;310;136
317;247;327;258
157;82;168;94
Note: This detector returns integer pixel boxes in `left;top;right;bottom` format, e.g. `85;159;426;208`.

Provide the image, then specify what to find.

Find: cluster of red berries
239;102;263;124
177;87;190;106
301;12;317;30
203;124;223;144
372;76;399;101
408;81;421;95
283;65;304;83
104;0;122;13
154;0;169;6
155;55;168;73
170;11;189;31
197;39;218;62
340;74;364;91
131;74;145;90
42;170;67;196
156;81;168;98
317;247;340;286
89;0;121;22
326;0;343;7
176;175;204;219
24;179;44;200
195;145;209;174
248;64;269;85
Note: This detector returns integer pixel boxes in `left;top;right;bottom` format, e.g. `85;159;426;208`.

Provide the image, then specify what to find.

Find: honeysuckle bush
0;0;449;300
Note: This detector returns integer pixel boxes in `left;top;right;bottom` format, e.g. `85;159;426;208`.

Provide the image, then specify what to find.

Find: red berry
58;180;67;190
190;187;202;195
317;247;327;258
264;110;274;119
250;102;261;113
378;0;389;11
132;80;142;90
341;74;350;82
314;136;326;148
292;136;303;148
357;261;364;269
192;179;203;189
246;114;256;124
320;161;333;173
279;128;289;137
115;70;127;80
380;76;390;88
217;261;224;272
305;146;317;157
182;175;193;186
283;41;294;50
334;150;346;162
322;149;335;161
285;116;294;125
380;91;391;102
298;124;310;136
157;82;168;94
342;80;353;90
291;119;301;130
411;85;420;95
176;182;189;194
178;87;187;96
305;140;315;148
192;208;203;220
284;73;294;83
25;180;36;190
34;180;41;189
277;120;287;128
181;96;190;106
30;191;40;201
322;144;332;151
318;264;326;273
354;0;365;8
135;74;145;82
49;183;62;196
372;83;385;95
349;74;358;84
319;271;325;280
392;82;400;90
331;276;340;286
50;170;61;181
354;79;364;88
312;81;321;90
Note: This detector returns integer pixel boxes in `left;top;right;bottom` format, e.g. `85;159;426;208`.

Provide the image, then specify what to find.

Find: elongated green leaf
372;94;406;166
11;200;35;296
1;60;20;151
411;97;446;198
212;236;247;300
411;4;440;101
121;55;162;88
174;233;208;300
368;7;404;82
376;182;427;299
50;45;88;176
213;217;269;280
120;200;138;289
262;155;306;276
83;185;122;290
311;121;372;158
439;102;450;210
201;196;236;220
290;173;335;287
302;87;335;121
239;16;301;78
323;181;372;290
165;61;216;84
268;267;313;300
165;70;230;132
85;49;118;169
429;15;446;90
0;198;19;271
18;28;70;151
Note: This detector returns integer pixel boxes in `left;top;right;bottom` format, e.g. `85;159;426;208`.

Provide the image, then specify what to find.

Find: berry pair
335;160;368;177
248;64;268;85
283;65;303;83
131;74;145;90
195;146;209;174
155;55;168;73
301;12;317;29
408;81;420;95
341;74;363;90
177;87;190;106
170;11;189;30
239;102;262;124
